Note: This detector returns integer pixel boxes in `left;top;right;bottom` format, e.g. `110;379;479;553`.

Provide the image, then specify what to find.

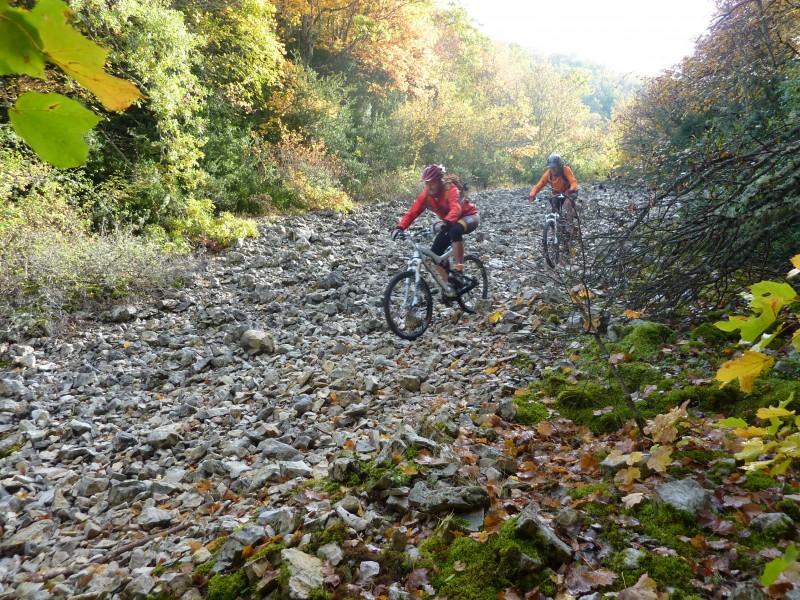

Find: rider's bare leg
452;241;464;271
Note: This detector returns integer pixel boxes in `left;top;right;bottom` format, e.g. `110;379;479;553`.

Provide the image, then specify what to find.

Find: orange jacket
529;165;578;197
397;184;478;230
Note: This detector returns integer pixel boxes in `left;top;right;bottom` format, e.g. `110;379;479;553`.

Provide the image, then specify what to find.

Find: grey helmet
546;154;563;168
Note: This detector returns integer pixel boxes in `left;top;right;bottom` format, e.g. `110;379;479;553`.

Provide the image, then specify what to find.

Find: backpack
444;173;470;198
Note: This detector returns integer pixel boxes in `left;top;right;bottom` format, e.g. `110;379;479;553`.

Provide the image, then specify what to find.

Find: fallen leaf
624;309;643;319
715;351;775;393
622;492;646;508
618;573;659;600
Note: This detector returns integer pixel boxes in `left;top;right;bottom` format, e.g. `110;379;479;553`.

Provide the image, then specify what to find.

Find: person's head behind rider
421;164;445;196
546;153;563;176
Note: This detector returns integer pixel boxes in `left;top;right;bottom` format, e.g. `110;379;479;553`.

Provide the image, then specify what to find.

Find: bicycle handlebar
394;228;433;241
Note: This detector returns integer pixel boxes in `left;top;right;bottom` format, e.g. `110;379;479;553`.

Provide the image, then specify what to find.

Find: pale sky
449;0;717;75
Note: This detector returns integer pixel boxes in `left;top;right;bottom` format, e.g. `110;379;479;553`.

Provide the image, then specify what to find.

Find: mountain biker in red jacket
391;164;480;297
528;154;579;235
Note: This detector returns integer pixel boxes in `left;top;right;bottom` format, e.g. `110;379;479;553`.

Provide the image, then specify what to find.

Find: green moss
566;483;611;500
321;481;341;494
742;471;780;492
691;323;738;345
776;499;800;523
619;323;675;359
151;564;166;577
346;459;412;490
193;560;215;577
305;520;348;552
617;363;663;391
513;397;549;425
608;551;694;594
251;543;285;562
631;503;701;554
404;446;420;460
308;589;333;600
419;519;553;600
0;444;21;459
207;569;248;600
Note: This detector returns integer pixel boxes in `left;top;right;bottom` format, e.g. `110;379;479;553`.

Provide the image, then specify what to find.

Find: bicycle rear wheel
455;255;488;313
543;221;559;268
383;270;433;340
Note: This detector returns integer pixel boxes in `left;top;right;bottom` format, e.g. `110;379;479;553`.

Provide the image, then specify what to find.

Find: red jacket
397;184;478;230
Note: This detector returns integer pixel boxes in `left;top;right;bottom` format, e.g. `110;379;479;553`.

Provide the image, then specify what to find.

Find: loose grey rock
261;439;303;461
619;548;645;570
749;512;794;539
653;478;710;515
146;426;183;449
360;560;380;583
281;549;324;600
515;508;572;564
317;543;344;566
240;329;275;354
137;507;175;531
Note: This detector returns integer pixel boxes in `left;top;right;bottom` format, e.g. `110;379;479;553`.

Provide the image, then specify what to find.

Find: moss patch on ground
513;396;549;425
207;569;249;600
608;551;695;596
419;519;555;600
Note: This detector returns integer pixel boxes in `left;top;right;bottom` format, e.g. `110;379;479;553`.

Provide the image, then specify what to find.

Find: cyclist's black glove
391;227;404;240
442;220;453;230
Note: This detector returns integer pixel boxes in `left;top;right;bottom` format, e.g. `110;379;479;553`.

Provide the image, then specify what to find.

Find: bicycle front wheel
383;270;433;340
543;221;559;268
456;255;488;313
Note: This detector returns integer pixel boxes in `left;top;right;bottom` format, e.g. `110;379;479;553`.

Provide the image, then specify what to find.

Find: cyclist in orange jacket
528;154;579;235
391;164;480;297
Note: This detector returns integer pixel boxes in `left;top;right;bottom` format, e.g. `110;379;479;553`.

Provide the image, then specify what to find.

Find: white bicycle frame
400;234;453;309
544;195;567;246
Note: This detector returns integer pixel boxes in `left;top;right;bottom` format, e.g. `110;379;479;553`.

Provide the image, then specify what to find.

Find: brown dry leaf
537;421;555;438
624;309;643;319
223;489;237;502
453;560;466;572
188;540;203;554
579;453;600;472
242;544;254;559
196;480;212;493
499;588;523;600
608;352;627;365
504;438;518;458
484;513;504;533
343;438;356;450
618;574;659;600
399;464;419;475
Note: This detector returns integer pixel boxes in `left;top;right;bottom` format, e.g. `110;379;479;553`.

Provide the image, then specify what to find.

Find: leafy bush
165;198;258;248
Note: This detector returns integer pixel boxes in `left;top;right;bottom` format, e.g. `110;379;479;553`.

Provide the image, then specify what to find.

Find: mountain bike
540;193;576;269
384;229;488;340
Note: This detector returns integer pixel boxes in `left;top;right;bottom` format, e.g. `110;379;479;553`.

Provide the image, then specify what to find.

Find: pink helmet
421;164;446;182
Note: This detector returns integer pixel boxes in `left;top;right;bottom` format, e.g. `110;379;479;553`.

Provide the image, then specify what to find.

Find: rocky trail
1;185;784;600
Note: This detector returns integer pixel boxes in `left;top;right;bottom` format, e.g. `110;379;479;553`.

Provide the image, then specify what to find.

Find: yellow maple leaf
733;426;769;438
789;254;800;278
614;466;641;486
488;310;504;323
623;309;643;319
646;446;672;473
484;366;499;375
715;351;775;393
756;407;795;419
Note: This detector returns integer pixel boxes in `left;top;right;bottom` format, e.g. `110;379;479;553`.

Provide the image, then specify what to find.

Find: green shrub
166;197;258;247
